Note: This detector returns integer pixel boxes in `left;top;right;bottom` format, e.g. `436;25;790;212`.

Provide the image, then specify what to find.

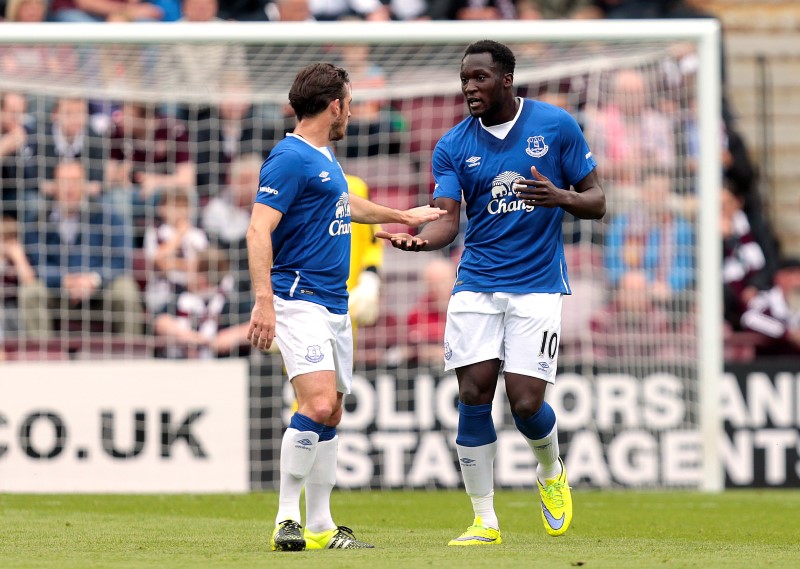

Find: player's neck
482;96;519;127
293;119;331;148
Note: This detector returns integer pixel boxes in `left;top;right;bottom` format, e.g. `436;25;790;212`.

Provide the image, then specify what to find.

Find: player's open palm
375;231;429;252
248;299;276;351
513;166;563;208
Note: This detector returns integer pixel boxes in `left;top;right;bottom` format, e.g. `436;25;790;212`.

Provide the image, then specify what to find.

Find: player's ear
331;98;341;115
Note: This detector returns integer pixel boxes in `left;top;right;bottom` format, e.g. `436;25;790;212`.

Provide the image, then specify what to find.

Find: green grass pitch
2;489;799;568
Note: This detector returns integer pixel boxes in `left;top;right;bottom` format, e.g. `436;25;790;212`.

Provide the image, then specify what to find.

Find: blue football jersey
432;99;597;295
254;134;351;314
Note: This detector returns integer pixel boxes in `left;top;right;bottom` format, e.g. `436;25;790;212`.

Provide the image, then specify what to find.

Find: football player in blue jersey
246;62;444;552
377;40;606;544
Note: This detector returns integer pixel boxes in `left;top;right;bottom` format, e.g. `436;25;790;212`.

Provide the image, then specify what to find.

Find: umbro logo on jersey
319;171;331;182
258;186;279;195
466;156;481;167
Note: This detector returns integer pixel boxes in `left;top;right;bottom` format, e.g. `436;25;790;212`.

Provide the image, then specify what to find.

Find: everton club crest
525;135;548;158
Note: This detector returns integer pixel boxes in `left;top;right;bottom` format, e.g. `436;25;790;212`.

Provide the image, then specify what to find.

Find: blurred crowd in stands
0;0;741;24
2;0;800;365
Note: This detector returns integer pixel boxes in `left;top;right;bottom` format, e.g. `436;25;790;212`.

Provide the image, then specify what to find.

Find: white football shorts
443;291;563;383
273;296;353;394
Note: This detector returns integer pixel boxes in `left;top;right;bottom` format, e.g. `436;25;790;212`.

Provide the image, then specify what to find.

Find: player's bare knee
509;396;544;420
458;385;494;406
299;398;338;424
326;405;344;428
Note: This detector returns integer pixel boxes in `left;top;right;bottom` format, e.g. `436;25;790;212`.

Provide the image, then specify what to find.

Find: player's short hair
463;40;516;76
288;62;350;121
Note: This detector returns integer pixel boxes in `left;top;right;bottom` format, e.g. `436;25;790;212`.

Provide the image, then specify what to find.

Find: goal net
0;21;722;491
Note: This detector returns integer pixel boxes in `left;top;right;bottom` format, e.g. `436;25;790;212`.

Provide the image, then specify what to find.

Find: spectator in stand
2;0;84;82
584;68;675;188
593;0;662;18
335;35;403;158
406;256;456;366
143;185;208;314
201;153;257;248
42;97;105;188
596;0;735;129
304;0;388;20
19;160;143;338
722;184;800;353
49;0;167;22
192;74;275;199
590;269;679;362
0;92;37;219
180;0;217;20
217;0;269;20
201;153;260;327
105;101;195;243
265;0;312;20
4;0;46;21
385;0;427;20
516;0;602;19
1;215;37;339
106;101;194;200
428;0;516;20
604;171;694;301
153;247;250;358
173;0;249;86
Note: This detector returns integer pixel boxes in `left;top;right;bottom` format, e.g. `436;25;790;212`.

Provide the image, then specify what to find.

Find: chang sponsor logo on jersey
487;171;534;215
328;192;352;236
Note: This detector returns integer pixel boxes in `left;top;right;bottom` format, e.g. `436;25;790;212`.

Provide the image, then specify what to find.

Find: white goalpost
0;20;722;492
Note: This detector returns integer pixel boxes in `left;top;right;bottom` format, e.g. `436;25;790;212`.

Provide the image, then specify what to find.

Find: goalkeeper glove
349;269;381;326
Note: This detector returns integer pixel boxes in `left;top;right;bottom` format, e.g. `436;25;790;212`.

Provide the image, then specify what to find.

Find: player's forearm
560;186;606;220
414;215;460;251
246;223;274;301
349;193;399;224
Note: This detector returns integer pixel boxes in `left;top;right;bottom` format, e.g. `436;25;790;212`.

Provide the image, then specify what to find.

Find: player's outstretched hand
400;205;447;227
512;166;563;208
375;231;428;252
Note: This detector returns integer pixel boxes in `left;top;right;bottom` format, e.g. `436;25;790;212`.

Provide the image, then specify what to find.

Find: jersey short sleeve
431;140;463;202
558;109;597;187
255;146;306;213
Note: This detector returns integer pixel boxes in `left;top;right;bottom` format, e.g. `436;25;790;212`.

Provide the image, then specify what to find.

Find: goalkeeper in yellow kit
345;174;383;329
